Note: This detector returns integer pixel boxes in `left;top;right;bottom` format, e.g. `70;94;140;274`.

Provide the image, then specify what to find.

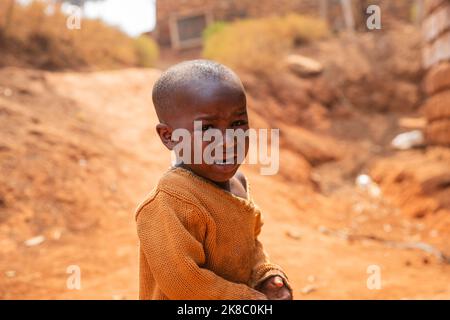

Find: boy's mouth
213;159;235;165
212;155;238;165
211;156;239;173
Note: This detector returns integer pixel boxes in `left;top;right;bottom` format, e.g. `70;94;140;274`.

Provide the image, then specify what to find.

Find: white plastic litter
391;130;424;150
356;174;372;188
355;174;382;198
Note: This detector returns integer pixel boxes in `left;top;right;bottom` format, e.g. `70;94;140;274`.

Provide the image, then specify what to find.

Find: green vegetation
134;35;159;68
203;14;329;74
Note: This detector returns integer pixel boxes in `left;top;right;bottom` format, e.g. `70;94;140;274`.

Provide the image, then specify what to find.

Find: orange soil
0;67;449;300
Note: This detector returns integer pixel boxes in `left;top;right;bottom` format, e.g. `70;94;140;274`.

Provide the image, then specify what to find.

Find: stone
422;90;450;121
426;118;450;145
301;284;317;294
422;4;450;43
285;54;324;77
24;235;45;247
424;62;450;95
424;0;449;15
155;0;322;48
423;31;450;68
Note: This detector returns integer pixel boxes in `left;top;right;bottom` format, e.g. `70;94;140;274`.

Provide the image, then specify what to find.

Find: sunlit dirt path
0;68;448;299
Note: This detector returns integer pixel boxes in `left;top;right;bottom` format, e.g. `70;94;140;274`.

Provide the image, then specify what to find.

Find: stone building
154;0;327;49
153;0;418;50
422;0;450;146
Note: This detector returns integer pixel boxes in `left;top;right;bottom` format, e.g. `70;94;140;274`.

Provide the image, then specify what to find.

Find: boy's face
159;78;250;183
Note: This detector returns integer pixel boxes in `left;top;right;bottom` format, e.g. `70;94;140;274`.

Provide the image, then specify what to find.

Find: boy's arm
136;190;267;300
249;210;293;293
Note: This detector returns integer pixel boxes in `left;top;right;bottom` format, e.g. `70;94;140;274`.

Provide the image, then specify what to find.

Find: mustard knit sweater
135;166;291;300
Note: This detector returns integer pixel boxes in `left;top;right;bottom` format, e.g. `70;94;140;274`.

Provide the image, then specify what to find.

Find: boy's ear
156;123;175;150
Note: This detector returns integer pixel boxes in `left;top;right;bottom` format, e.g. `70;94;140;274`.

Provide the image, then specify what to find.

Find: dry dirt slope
0;67;449;299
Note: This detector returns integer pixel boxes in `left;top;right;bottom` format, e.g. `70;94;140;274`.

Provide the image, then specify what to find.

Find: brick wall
422;0;450;146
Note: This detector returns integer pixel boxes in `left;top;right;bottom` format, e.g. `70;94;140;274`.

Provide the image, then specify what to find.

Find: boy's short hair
152;59;242;121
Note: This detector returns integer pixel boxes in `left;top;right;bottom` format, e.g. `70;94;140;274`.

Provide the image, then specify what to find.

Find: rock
285;54;323;77
78;158;88;167
423;31;450;68
285;230;302;240
423;4;450;43
422;90;450;122
430;229;439;238
398;117;426;129
318;226;329;234
24;235;45;247
424;0;448;15
301;284;317;294
1;87;13;97
370;151;450;219
426;118;450;146
51;229;62;240
424;62;450;95
283;127;340;166
5;270;16;278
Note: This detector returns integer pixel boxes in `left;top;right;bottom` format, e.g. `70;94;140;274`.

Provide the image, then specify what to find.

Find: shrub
203;14;329;74
281;14;330;45
0;0;159;70
203;21;228;40
134;35;159;68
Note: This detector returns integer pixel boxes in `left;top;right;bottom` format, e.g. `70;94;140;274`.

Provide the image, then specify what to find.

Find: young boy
135;60;292;300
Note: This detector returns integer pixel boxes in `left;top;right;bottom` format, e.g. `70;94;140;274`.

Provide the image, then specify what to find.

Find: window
170;11;212;49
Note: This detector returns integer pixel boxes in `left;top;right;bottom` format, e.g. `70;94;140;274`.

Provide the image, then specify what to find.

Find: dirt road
0;67;449;299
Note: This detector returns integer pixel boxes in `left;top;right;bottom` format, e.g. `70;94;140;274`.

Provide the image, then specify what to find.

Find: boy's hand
257;276;292;300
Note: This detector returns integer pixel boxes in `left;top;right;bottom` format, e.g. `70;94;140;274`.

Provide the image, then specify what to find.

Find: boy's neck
176;163;232;192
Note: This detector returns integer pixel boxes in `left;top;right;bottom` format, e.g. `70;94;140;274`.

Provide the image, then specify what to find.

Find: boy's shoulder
135;167;204;221
135;167;251;222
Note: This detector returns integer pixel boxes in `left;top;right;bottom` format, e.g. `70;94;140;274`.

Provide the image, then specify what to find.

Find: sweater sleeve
249;209;293;293
136;190;267;300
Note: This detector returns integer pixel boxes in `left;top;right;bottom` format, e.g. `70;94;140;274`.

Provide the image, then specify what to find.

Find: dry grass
134;35;159;68
0;0;158;70
203;14;329;74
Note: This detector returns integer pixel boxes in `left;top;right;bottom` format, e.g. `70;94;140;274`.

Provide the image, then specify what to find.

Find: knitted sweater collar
169;166;257;210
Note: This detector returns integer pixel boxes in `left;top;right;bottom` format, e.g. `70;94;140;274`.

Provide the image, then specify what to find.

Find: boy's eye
202;124;214;131
232;120;248;127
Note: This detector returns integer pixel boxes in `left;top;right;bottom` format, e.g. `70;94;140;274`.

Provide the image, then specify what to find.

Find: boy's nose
223;131;236;148
212;131;237;160
214;130;235;149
